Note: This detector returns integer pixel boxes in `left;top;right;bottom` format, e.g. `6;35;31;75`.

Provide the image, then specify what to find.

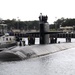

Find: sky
0;0;75;24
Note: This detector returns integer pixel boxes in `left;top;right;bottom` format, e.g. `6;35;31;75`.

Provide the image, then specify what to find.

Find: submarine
0;13;74;61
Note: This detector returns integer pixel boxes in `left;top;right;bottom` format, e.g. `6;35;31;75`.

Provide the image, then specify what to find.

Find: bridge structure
8;14;75;44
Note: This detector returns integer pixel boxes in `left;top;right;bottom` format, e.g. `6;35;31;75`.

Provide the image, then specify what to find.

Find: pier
8;14;75;44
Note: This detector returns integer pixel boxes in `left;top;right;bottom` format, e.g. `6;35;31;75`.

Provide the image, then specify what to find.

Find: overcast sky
0;0;75;24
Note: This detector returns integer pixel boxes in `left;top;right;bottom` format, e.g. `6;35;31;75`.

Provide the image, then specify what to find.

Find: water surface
0;47;75;75
0;38;75;75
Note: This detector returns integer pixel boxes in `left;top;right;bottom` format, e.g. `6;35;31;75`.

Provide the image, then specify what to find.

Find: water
24;38;75;45
0;38;75;75
0;47;75;75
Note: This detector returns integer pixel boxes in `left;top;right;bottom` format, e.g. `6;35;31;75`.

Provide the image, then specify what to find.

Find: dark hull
0;42;16;48
0;52;21;61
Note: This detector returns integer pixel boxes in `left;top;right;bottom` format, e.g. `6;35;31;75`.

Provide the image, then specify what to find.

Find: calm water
0;38;75;75
25;38;75;45
1;47;75;75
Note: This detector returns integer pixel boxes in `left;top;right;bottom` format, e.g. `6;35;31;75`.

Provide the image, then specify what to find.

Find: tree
54;17;65;30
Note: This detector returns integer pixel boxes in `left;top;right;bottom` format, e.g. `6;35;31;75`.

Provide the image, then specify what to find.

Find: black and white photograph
0;0;75;75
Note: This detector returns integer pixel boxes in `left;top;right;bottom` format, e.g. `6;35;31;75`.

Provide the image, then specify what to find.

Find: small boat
0;33;16;49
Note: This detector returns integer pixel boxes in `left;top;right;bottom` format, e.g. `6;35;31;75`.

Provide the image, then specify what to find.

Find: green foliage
2;19;39;31
62;18;75;27
1;17;75;31
50;18;75;30
54;17;66;29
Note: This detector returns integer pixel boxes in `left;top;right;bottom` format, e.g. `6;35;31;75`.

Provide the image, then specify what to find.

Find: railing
8;32;75;38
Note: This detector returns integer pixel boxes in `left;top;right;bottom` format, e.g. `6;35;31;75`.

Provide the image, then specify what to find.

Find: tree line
0;18;75;31
50;18;75;31
0;19;40;31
